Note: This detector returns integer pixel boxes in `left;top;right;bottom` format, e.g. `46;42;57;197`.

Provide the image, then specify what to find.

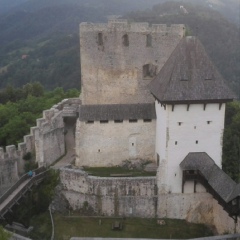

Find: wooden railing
0;167;48;218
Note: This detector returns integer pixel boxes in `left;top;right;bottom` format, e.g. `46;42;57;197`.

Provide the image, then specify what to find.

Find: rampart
59;167;240;234
60;167;157;217
0;98;80;194
80;19;185;105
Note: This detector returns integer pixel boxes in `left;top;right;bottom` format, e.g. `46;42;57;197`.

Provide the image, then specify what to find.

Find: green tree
0;226;12;240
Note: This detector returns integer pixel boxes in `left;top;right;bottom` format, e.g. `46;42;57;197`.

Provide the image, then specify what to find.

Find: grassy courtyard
83;166;156;177
30;212;213;240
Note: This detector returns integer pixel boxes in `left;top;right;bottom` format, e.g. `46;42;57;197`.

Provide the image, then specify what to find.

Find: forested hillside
0;1;239;94
0;83;79;147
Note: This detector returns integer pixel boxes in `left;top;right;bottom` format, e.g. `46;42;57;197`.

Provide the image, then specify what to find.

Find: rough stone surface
0;98;80;195
75;119;156;167
59;167;157;217
80;20;185;105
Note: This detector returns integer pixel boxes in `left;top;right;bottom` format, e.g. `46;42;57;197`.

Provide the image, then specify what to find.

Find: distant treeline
0;83;79;147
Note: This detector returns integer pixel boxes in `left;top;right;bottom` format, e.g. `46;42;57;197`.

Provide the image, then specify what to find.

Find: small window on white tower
178;122;182;126
175;141;178;145
207;121;212;124
196;140;198;144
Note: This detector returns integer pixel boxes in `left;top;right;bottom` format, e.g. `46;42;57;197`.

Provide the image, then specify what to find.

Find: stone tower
75;19;185;167
80;19;185;105
149;36;235;194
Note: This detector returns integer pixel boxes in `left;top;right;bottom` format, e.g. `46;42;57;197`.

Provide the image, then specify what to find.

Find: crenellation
0;148;4;160
6;145;18;159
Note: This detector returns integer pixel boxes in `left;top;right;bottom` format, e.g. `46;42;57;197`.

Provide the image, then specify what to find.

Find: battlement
80;19;185;34
0;98;81;172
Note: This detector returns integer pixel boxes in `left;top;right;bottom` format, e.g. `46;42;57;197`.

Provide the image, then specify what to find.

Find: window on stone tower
146;34;152;47
122;34;129;47
97;32;103;46
143;64;157;79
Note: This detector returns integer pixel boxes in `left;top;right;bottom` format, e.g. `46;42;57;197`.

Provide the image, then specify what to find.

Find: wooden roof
149;37;235;103
79;103;156;121
180;152;237;203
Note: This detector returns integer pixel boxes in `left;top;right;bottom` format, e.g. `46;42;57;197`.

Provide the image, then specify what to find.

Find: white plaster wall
156;103;225;193
75;119;156;167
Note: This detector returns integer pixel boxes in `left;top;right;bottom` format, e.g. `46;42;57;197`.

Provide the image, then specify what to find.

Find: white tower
149;37;235;194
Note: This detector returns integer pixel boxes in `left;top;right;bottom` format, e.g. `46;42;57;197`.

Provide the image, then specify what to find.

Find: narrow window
132;143;134;146
129;119;137;123
175;141;178;145
178;122;182;126
144;119;152;122
207;121;212;124
98;149;100;152
143;64;157;79
97;32;103;46
196;140;198;144
194;126;196;129
86;120;94;124
114;120;123;123
122;34;129;46
146;34;152;47
100;120;108;124
157;154;160;166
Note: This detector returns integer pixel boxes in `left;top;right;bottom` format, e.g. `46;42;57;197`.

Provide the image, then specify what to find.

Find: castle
0;19;239;234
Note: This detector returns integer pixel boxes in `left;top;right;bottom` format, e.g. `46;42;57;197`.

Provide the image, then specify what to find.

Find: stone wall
0;98;80;194
60;167;240;235
60;167;157;217
80;19;185;105
75;119;156;167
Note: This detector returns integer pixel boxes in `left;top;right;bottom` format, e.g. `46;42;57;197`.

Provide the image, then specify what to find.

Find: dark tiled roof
180;152;237;202
79;103;156;121
149;37;235;103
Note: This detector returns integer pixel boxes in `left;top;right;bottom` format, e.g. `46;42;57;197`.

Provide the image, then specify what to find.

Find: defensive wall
80;19;185;105
60;167;157;218
75;119;156;167
0;98;80;195
59;166;240;234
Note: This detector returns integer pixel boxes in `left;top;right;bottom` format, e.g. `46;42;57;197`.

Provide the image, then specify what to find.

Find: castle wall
156;102;225;193
59;167;240;234
35;109;65;167
0;98;80;194
60;167;157;217
80;20;185;105
75;119;156;167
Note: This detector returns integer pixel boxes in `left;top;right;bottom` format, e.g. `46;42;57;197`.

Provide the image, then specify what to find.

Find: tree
0;226;12;240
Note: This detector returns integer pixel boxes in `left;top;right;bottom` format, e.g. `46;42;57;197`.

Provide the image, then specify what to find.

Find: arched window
143;64;157;79
122;34;129;47
97;32;103;46
146;34;152;47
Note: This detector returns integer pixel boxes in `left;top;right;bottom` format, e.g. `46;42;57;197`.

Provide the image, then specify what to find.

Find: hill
0;0;239;92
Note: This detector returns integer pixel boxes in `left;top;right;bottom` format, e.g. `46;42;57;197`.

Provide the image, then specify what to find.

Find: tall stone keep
80;19;185;105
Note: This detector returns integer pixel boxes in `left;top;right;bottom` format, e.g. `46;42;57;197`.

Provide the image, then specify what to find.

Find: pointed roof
149;36;235;103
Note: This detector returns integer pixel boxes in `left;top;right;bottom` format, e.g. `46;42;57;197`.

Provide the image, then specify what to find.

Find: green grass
52;214;213;240
29;213;213;239
83;166;156;177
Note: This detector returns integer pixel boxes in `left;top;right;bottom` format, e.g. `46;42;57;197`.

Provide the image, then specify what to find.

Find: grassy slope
30;213;213;240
